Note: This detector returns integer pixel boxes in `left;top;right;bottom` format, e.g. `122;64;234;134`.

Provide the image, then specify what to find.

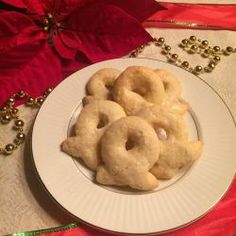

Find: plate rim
31;57;236;235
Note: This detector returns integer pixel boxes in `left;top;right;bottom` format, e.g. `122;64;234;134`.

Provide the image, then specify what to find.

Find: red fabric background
144;3;236;30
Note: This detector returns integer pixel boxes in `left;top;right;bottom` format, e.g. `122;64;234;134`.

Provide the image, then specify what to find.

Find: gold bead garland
0;88;52;155
130;35;236;75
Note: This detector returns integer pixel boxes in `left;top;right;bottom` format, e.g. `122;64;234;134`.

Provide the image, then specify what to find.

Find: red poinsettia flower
0;0;164;106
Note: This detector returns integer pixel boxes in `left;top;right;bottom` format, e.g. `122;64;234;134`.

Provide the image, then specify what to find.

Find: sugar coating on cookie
86;68;120;100
61;100;126;170
112;66;165;115
96;116;160;190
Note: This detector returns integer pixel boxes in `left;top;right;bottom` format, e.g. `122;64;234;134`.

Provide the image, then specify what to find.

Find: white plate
32;58;236;235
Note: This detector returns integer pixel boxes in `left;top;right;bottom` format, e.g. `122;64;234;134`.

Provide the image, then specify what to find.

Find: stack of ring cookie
62;66;203;191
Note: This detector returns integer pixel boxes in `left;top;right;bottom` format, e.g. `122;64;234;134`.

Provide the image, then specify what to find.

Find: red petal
61;51;90;77
0;11;47;53
0;43;63;106
0;11;33;36
64;3;153;62
59;29;81;49
1;0;47;15
54;32;77;59
24;0;47;15
0;0;27;9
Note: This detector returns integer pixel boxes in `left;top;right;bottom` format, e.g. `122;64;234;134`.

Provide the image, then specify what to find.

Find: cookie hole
132;87;147;97
163;82;169;90
105;83;113;90
97;113;109;129
155;127;168;140
125;138;135;151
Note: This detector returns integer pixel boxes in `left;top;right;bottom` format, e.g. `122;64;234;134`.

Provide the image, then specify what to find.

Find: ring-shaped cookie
155;69;181;99
112;66;165;115
86;68;120;100
155;69;189;115
62;100;126;170
96;116;160;190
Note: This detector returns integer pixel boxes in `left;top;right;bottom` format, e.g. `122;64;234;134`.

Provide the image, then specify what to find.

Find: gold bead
1;106;8;112
26;97;35;106
213;56;221;63
16;132;25;141
189;45;198;53
224;46;233;55
193;65;203;74
131;51;138;57
8;97;15;104
1;114;11;124
162;45;171;54
17;90;26;98
189;35;197;43
36;97;44;106
205;62;216;72
11;108;19;117
213;46;220;53
155;37;165;46
15;133;25;145
200;40;209;48
180;39;189;47
5;99;13;108
4;144;15;154
209;62;216;68
170;54;178;62
165;45;171;51
202;49;211;58
15;119;24;127
181;61;189;68
44;88;53;97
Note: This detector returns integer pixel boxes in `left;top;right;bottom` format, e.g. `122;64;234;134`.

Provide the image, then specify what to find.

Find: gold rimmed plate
32;58;236;235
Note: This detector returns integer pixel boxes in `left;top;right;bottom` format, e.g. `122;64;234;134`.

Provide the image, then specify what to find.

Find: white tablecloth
0;12;236;236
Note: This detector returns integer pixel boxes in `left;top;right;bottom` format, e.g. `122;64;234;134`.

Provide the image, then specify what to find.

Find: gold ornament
4;144;15;155
155;37;165;46
0;88;53;155
189;45;198;53
189;35;197;43
224;46;234;55
129;36;235;76
200;40;209;48
213;46;220;53
181;61;189;68
193;65;203;74
180;39;188;47
169;53;178;62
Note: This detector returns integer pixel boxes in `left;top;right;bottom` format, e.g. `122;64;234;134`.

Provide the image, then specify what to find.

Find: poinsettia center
42;13;61;33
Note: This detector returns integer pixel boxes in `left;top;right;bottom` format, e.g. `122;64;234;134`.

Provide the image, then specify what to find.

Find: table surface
0;5;236;235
